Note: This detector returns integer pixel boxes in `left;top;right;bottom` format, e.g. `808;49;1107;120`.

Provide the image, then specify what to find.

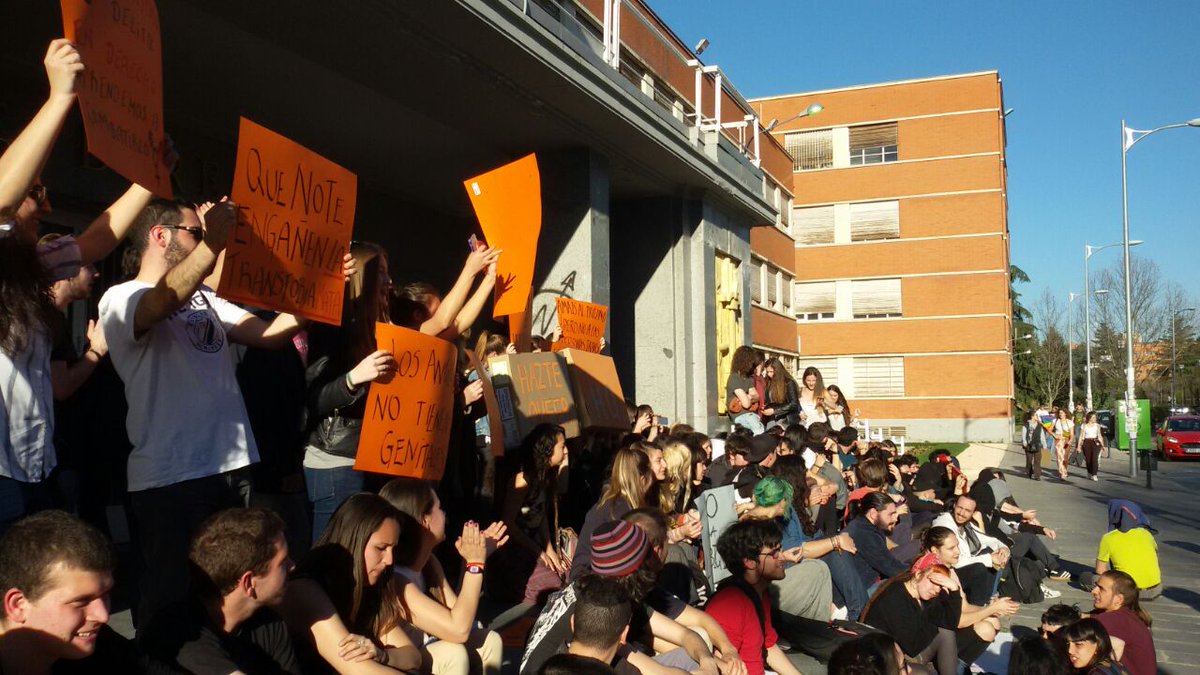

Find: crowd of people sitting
0;39;1163;675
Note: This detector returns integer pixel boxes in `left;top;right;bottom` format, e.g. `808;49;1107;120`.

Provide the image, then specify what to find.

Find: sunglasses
162;225;205;241
28;184;47;206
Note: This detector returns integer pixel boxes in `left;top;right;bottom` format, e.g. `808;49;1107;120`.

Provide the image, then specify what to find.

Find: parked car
1095;410;1117;444
1156;415;1200;460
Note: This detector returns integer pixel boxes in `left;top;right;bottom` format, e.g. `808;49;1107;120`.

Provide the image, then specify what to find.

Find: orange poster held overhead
463;154;541;318
355;324;457;480
61;0;172;198
555;298;607;353
219;118;356;325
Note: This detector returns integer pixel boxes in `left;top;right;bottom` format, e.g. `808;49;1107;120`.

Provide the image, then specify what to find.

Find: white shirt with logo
99;282;258;491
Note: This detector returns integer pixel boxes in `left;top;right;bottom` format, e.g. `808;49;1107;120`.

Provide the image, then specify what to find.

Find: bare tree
1032;289;1070;406
1091;256;1169;393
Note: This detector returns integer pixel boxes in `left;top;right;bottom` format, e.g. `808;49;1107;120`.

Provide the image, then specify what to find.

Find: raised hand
348;349;396;388
197;199;238;252
45;39;84;100
455;521;488;564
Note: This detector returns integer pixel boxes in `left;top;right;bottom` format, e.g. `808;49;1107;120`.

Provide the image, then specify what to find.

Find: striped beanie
590;520;649;577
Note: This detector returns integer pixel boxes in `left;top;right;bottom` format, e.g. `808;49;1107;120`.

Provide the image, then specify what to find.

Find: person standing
1078;411;1107;482
797;367;828;426
1022;410;1045;481
1052;409;1073;481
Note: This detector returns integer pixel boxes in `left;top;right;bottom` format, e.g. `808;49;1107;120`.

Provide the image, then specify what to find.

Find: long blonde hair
658;440;694;515
599;448;652;510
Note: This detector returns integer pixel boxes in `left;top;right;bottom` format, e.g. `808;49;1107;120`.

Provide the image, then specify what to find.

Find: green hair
753;476;794;510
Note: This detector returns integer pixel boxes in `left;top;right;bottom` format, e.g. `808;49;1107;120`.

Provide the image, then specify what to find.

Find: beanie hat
590;520;649;577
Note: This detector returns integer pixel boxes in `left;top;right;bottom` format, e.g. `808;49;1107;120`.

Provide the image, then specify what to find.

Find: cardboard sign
218;118;355;324
61;0;171;197
355;323;456;479
554;298;607;353
695;485;738;586
487;352;579;449
463;155;541;318
559;349;627;430
466;351;505;458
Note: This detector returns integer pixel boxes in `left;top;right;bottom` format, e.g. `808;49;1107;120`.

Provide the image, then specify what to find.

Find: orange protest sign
61;0;172;197
487;353;579;449
559;349;628;430
555;298;607;353
219;118;355;324
355;323;457;479
463;154;541;318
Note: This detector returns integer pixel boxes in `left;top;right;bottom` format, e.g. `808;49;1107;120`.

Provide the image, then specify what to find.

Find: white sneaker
1091;475;1099;482
830;605;848;621
1041;584;1062;600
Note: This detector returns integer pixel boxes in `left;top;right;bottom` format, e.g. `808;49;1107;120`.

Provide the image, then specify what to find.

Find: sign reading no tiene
218;118;356;325
61;0;172;198
355;324;457;480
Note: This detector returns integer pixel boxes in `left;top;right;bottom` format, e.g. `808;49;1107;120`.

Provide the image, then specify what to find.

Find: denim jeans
732;412;765;434
0;476;51;536
304;465;364;544
824;550;870;621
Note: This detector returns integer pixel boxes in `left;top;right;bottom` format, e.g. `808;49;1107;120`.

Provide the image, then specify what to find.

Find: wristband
345;372;356;391
86;348;103;360
465;563;485;575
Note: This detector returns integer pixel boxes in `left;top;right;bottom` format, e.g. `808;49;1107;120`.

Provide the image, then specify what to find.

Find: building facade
749;73;1015;442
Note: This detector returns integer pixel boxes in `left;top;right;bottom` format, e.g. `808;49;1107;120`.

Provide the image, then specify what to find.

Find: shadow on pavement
1162;587;1200;612
1163;539;1200;555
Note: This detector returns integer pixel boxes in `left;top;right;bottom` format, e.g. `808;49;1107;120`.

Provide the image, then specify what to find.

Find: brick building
749;73;1015;442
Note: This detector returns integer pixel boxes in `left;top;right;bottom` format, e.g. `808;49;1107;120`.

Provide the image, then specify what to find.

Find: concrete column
529;150;611;340
610;192;753;433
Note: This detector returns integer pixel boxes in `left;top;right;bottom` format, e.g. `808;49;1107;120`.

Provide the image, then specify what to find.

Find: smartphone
656;415;669;427
468;234;481;251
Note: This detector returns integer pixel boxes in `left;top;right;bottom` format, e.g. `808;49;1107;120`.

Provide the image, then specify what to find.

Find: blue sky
652;1;1200;310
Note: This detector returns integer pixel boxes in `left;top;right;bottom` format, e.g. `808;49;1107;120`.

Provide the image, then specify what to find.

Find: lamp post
1085;241;1139;410
1068;292;1078;410
1120;117;1200;478
764;103;824;132
1172;307;1196;410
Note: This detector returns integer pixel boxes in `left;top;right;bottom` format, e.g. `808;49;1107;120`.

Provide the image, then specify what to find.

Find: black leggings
1082;438;1101;476
914;627;958;675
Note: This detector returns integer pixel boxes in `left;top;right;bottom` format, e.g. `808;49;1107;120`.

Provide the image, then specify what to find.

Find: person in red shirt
704;519;801;675
1090;570;1155;675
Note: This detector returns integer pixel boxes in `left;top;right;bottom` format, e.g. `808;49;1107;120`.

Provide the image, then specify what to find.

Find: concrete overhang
6;0;774;225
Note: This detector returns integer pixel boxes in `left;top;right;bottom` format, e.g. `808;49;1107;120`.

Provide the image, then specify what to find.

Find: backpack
997;556;1045;603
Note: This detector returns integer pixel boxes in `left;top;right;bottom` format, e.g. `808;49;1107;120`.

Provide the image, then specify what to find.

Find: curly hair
519;423;566;495
730;345;761;378
658;440;694;515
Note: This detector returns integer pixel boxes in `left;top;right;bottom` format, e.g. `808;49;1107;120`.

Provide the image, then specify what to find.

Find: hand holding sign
44;38;84;101
355;324;456;480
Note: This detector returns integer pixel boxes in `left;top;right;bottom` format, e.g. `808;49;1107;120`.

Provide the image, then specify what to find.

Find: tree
1011;265;1041;410
1091;256;1169;398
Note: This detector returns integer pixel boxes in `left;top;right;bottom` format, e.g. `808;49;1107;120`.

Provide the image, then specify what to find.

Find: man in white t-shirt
99;198;309;628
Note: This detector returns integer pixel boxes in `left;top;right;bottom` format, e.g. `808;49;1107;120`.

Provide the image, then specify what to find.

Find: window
793;205;835;245
750;258;763;304
795;282;836;321
849;123;898;165
798;358;840;388
785;129;833;171
766;264;779;307
849;200;899;241
854;357;904;397
851;279;902;319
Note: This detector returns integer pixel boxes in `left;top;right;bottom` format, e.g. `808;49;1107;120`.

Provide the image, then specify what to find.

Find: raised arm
132;202;236;337
76;184;155;265
419;246;499;336
440;260;498;341
0;40;79;216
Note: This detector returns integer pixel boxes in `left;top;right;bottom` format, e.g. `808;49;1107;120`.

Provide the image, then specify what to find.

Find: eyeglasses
759;546;782;559
162;225;205;241
28;185;47;206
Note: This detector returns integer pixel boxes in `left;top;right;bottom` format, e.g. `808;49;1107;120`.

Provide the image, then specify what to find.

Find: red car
1156;415;1200;460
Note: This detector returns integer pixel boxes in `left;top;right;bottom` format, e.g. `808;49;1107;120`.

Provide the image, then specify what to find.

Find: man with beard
844;492;907;590
932;495;1019;605
99;198;320;628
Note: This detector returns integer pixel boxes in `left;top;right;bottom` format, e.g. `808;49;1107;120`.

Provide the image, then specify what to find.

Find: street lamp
1172;307;1196;409
1120;116;1200;478
764;103;824;132
1084;241;1140;410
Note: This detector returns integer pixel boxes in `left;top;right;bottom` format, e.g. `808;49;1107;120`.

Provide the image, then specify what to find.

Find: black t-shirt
862;582;960;657
142;600;300;675
52;625;143;674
